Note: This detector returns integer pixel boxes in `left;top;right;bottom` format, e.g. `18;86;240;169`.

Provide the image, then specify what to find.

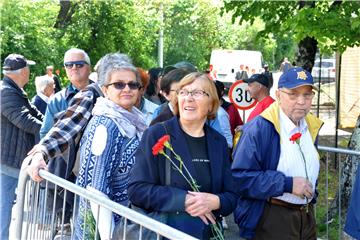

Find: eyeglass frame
105;81;142;90
279;89;315;100
64;60;89;69
177;89;209;99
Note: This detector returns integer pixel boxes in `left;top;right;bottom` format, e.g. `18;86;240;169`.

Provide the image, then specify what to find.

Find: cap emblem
297;71;308;81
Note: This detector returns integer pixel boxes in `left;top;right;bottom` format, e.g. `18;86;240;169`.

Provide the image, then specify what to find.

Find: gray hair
35;76;54;93
97;53;139;87
63;48;91;65
3;69;22;76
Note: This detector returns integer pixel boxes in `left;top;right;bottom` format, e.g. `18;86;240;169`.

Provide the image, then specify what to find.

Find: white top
274;108;320;204
141;97;159;126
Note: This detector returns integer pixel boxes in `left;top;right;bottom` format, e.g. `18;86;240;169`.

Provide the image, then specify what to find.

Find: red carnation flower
158;135;170;146
152;141;164;155
152;135;170;155
290;132;302;144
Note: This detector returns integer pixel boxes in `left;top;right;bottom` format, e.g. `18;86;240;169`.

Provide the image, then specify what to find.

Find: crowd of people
1;50;359;240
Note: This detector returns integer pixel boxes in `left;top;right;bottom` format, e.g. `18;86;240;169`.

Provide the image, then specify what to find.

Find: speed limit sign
228;80;257;110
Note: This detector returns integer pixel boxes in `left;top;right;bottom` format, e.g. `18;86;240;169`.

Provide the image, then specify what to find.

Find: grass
316;136;350;240
316;159;340;239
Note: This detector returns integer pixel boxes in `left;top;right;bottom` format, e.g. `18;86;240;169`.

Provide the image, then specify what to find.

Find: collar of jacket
3;76;27;97
260;101;323;144
65;79;94;102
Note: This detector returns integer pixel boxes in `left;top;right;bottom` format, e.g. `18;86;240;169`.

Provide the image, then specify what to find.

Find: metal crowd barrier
11;146;360;240
317;146;360;240
13;157;197;240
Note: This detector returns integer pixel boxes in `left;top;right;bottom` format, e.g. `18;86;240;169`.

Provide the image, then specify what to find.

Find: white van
209;49;263;90
311;58;336;83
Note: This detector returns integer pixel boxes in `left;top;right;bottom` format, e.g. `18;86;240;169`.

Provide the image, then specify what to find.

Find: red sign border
228;80;257;110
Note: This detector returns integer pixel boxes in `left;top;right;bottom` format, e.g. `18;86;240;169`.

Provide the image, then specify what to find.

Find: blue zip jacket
231;102;323;239
344;165;360;239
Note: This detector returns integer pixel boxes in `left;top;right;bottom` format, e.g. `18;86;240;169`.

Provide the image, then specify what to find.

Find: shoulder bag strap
161;122;171;186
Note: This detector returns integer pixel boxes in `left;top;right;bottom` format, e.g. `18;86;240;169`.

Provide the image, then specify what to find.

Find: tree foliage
1;0;300;97
223;1;360;55
1;0;62;96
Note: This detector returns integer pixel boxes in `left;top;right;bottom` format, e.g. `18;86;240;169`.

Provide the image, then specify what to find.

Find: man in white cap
232;67;323;239
0;54;43;240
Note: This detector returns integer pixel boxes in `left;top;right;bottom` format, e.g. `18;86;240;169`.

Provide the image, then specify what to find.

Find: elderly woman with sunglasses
74;54;147;239
128;72;237;239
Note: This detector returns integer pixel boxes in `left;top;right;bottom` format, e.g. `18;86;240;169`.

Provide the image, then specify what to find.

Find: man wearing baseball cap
1;54;43;239
244;73;275;122
232;67;323;239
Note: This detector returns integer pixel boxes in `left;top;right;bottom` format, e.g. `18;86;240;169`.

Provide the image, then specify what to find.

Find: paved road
223;214;241;240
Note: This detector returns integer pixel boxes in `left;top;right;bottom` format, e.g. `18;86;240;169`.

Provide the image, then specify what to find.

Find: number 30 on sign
228;80;257;110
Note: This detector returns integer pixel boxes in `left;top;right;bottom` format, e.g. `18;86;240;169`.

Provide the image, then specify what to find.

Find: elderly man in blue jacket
232;67;323;239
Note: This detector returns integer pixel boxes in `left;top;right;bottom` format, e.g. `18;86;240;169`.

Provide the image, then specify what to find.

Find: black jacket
1;76;43;169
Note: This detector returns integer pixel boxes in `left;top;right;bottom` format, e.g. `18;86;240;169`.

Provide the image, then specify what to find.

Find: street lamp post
158;2;164;68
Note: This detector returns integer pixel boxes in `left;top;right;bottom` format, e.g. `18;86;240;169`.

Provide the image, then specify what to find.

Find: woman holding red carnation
128;72;237;239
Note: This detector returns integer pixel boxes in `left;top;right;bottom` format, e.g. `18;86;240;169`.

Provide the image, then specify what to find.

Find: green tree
1;0;62;97
161;0;220;70
56;1;159;68
223;1;360;71
1;0;301;98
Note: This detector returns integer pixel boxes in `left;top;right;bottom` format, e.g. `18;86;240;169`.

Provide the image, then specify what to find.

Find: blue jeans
0;173;18;240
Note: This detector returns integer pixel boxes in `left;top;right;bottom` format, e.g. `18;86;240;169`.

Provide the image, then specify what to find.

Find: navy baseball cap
243;74;270;88
278;67;317;90
2;54;36;70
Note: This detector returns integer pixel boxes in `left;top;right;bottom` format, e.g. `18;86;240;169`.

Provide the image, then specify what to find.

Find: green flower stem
296;143;309;213
160;145;224;240
167;146;200;192
210;221;225;240
161;152;198;192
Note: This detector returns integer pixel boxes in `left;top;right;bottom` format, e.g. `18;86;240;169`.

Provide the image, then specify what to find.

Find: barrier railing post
14;156;32;239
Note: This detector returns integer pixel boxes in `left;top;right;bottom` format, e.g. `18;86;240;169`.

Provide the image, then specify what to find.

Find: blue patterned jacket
75;115;140;239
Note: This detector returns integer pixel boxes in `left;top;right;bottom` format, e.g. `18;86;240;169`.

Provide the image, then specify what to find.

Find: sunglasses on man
106;81;141;90
64;60;88;69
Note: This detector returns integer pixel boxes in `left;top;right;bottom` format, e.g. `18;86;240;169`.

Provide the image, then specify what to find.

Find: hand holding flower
185;191;220;217
292;177;314;199
185;194;217;225
290;132;311;212
153;134;224;240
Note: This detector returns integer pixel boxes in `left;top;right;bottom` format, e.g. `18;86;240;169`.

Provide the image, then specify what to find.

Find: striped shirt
275;109;320;204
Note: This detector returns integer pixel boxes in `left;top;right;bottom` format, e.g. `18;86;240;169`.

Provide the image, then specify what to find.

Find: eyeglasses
106;81;141;90
64;60;88;69
177;89;209;99
279;90;315;100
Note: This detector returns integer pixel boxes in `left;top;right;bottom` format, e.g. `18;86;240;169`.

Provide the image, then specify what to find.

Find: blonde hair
173;72;219;120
